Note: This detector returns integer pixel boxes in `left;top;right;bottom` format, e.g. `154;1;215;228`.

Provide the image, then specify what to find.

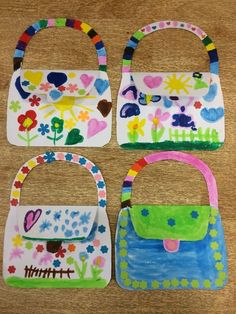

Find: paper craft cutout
115;151;228;290
7;18;112;147
117;21;225;150
3;152;111;288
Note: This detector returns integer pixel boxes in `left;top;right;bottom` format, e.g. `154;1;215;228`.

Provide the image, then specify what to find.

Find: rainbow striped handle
122;21;219;75
13;18;107;72
121;151;218;209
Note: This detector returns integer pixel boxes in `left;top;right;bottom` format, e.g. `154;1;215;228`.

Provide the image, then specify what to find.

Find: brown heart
97;99;112;117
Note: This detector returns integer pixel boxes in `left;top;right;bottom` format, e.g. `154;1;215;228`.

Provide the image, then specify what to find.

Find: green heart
65;128;84;145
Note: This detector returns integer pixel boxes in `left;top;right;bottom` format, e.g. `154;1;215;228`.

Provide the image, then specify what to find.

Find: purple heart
80;74;94;88
24;209;42;232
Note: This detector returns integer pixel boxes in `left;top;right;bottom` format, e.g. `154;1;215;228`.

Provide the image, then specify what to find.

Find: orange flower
78;111;89;122
68;244;76;252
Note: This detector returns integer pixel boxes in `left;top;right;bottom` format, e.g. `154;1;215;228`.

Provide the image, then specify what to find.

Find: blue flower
97;181;105;189
79;157;86;165
64;230;73;237
22;80;30;86
91;166;99;173
141;208;149;217
99;199;106;207
86;245;95;253
191;211;199;219
167;218;176;227
53;259;61;268
39;220;52;233
43;152;55;163
80;212;91;225
81;223;97;243
98;225;106;233
53;211;61;222
38;123;49;135
100;245;108;254
79;251;89;261
65;153;73;161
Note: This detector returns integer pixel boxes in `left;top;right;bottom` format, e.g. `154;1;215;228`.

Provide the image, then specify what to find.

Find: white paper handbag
117;21;224;150
3;152;111;288
7;18;112;147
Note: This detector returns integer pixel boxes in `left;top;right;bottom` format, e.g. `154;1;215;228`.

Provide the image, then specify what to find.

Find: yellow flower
128;117;146;136
12;234;23;247
64;118;76;130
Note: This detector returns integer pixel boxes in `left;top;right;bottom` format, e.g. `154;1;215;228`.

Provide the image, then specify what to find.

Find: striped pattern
122;21;219;75
13;18;107;71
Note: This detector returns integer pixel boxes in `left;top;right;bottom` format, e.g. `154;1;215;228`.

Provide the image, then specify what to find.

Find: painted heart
143;75;163;89
152;26;157;30
24;70;43;86
80;74;94;88
97;99;112;117
24;209;42;232
87;118;107;138
94;79;109;95
47;72;68;87
49;89;63;101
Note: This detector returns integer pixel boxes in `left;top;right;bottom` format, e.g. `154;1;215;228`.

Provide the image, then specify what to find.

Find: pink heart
87;118;107;138
143;75;163;89
80;74;94;88
24;209;42;232
124;90;135;100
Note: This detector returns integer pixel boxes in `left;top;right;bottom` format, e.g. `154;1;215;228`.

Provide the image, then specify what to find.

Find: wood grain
0;0;235;313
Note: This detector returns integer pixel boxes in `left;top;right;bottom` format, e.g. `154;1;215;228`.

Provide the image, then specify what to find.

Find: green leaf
151;128;165;143
17;134;27;142
65;128;84;145
128;131;138;143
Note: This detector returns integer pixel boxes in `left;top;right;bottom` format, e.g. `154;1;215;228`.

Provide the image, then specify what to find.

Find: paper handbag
7;18;112;147
117;21;224;150
3;152;111;288
115;151;228;290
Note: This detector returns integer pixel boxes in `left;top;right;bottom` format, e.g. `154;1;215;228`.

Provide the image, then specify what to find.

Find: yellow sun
164;74;192;95
40;95;95;121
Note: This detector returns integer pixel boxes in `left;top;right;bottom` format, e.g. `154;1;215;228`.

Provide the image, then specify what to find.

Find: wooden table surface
0;0;235;313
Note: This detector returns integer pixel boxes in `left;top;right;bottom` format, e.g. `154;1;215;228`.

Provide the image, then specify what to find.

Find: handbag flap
129;205;211;240
131;72;211;97
20;70;101;102
17;205;97;240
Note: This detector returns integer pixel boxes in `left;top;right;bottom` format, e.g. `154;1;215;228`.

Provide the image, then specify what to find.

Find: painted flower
58;86;66;92
18;110;37;131
38;123;50;135
194;101;202;109
80;212;91;225
14;181;23;189
86;245;94;253
93;239;100;247
66;83;78;93
64;118;76;130
128;117;146;136
40;82;52;92
148;108;170;129
39;220;52;233
8;265;16;274
93;256;105;268
100;245;108;254
55;246;66;258
53;211;61;222
12;234;23;247
10;100;21;112
39;253;53;265
10;247;24;260
51;117;64;133
53;259;61;268
78;111;89;122
36;244;44;253
68;244;76;252
79;251;89;262
29;95;41;107
43;151;56;163
98;225;106;233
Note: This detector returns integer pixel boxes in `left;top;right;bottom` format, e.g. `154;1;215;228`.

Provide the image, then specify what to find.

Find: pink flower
93;256;105;268
56;152;65;160
93;239;100;247
10;247;24;260
39;253;53;265
40;82;52;92
66;84;78;93
148;108;170;129
98;190;106;198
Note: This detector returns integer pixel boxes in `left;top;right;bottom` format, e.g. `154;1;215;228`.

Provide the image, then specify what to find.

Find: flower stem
53;130;57;145
26;130;30;147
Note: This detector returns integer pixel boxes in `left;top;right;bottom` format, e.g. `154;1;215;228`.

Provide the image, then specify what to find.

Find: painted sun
40;95;95;121
164;74;192;95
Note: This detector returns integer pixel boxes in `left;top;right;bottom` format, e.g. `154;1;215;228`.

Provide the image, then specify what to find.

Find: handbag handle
10;152;107;209
13;18;107;72
121;151;218;209
122;20;219;75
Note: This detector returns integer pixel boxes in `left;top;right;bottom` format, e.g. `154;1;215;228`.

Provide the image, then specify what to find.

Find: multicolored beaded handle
121;151;218;209
122;20;219;75
13;18;107;72
10;152;107;209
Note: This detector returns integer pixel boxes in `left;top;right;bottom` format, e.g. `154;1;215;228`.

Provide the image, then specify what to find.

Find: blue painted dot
72;221;77;229
75;230;80;236
46;210;51;215
167;218;176;227
65;219;70;225
64;230;73;237
65;209;69;215
141;208;149;217
83;226;88;233
61;224;65;231
191;211;199;219
54;226;58;233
